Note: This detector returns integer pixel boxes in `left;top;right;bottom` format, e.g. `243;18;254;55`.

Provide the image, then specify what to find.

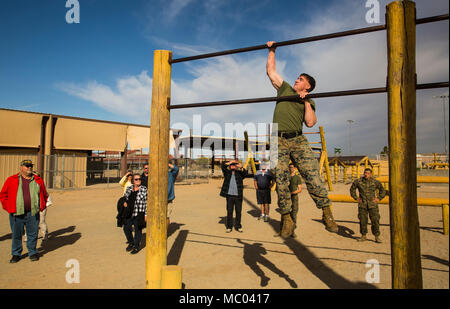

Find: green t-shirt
289;174;302;193
272;81;316;132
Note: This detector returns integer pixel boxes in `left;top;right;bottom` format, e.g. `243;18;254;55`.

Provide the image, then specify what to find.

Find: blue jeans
9;212;40;257
123;216;143;248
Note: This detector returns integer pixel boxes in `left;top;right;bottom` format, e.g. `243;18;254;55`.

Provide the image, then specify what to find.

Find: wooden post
386;1;422;289
161;265;183;289
146;50;172;289
443;204;449;236
319;126;333;191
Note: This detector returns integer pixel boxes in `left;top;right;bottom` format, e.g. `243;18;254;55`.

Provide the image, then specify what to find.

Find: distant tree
334;148;342;156
380;146;389;155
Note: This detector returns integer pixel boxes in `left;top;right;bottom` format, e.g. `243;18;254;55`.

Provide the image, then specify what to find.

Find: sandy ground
0;178;448;289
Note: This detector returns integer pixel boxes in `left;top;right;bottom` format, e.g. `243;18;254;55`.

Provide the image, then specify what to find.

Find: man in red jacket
0;159;48;263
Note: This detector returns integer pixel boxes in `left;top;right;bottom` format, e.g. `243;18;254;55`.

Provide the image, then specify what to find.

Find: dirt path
0;179;448;289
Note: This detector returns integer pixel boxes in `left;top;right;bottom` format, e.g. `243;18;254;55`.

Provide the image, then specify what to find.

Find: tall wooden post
146;50;172;289
386;1;422;289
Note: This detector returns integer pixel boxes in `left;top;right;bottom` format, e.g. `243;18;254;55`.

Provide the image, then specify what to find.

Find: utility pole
347;120;355;155
433;94;449;158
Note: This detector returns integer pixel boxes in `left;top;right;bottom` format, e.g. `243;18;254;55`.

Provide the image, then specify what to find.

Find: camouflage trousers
274;135;331;215
279;194;299;233
358;206;380;236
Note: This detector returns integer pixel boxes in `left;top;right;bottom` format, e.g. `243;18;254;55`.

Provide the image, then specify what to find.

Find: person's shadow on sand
38;225;81;255
237;238;297;288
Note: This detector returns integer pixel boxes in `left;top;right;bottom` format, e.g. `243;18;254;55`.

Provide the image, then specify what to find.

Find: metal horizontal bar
168;82;449;110
170;14;448;64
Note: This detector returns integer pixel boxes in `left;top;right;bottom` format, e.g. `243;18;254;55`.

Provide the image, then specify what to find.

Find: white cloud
164;0;196;22
56;71;152;120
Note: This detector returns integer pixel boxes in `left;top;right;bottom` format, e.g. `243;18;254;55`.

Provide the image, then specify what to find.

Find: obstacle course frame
147;2;449;289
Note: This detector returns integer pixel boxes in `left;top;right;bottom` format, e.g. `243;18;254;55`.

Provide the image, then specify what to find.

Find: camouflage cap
20;159;33;166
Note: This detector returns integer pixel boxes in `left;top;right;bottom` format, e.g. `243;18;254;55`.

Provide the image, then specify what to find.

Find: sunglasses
24;164;33;168
134;178;141;181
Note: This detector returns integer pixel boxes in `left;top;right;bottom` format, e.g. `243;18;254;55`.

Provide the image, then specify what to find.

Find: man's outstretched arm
266;41;284;90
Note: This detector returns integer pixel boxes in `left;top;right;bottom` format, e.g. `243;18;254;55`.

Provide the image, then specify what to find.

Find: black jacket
220;163;248;198
116;196;134;227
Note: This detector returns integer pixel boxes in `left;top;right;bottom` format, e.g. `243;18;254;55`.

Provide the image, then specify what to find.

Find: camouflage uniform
350;176;386;236
275;135;331;215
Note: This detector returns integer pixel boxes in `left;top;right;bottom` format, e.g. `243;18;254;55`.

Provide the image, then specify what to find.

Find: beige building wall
0;111;41;148
54;118;127;152
0;149;38;188
0;108;182;189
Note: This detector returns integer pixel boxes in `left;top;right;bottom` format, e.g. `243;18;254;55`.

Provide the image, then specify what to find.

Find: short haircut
364;168;373;173
289;163;295;167
301;73;316;92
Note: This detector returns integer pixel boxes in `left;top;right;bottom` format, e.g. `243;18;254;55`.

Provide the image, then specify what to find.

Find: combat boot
357;235;367;242
375;235;382;243
322;206;339;233
280;214;294;238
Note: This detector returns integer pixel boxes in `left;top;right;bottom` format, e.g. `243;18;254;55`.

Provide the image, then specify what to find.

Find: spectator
33;172;52;242
288;164;303;238
253;163;274;222
122;173;148;254
167;157;179;228
350;168;386;243
119;170;133;194
220;160;248;233
141;164;149;188
0;160;48;263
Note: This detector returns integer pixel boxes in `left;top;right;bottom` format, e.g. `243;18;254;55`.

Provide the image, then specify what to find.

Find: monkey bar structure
146;2;449;289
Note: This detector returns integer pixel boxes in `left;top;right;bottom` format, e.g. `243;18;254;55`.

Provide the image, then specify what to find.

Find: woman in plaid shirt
122;173;147;254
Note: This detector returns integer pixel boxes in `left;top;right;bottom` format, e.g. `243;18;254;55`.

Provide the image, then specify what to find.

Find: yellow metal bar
427;163;449;169
334;161;338;184
443;204;449;236
387;0;422;289
376;176;449;184
319;126;333;191
146;50;172;289
161;265;182;289
319;151;325;176
328;194;449;206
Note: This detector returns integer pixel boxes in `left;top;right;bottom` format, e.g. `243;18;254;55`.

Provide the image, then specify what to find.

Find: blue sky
0;0;448;156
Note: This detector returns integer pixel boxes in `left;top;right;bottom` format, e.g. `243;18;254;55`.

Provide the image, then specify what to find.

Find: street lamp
432;94;449;157
347;120;355;155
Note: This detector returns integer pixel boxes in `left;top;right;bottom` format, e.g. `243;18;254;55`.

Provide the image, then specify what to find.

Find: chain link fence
0;153;210;190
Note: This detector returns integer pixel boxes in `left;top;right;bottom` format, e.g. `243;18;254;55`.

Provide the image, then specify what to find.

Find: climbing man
266;41;339;238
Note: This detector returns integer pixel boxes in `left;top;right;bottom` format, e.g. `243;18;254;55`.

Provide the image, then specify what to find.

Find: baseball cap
21;159;33;166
